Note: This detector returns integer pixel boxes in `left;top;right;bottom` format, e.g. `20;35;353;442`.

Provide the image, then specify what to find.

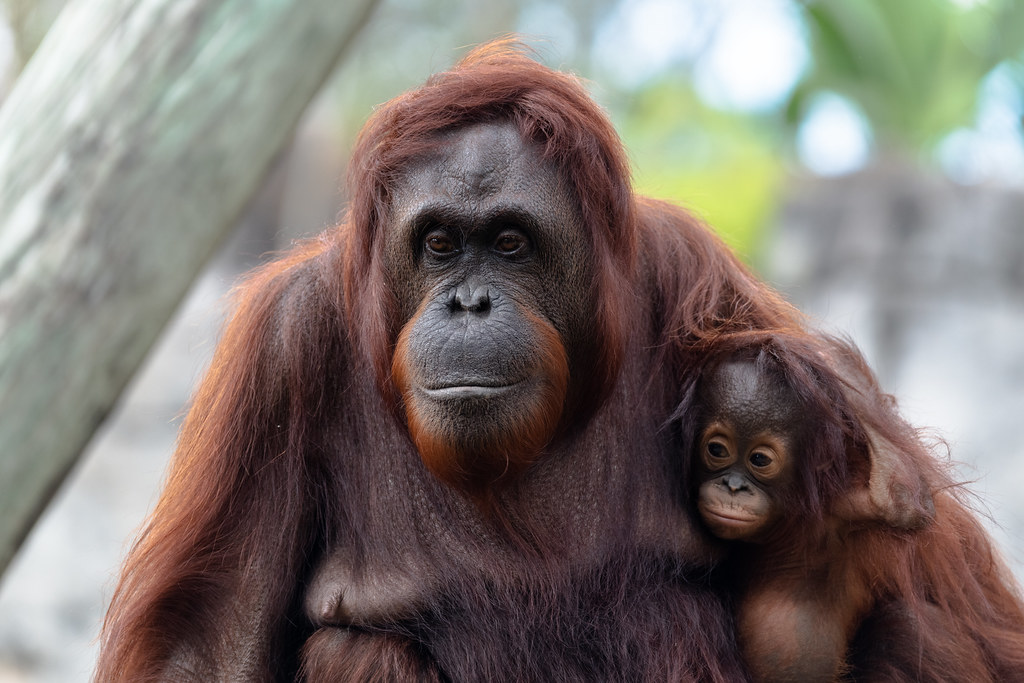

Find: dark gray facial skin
696;361;802;542
385;121;589;354
385;122;592;490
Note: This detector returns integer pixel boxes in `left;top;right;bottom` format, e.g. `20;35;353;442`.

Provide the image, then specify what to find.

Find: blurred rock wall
767;164;1024;579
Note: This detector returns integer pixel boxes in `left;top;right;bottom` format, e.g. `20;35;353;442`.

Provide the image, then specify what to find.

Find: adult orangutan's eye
425;231;457;255
493;230;529;255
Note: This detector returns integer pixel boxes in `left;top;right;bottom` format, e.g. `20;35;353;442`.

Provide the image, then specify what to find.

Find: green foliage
791;0;1024;149
615;80;784;261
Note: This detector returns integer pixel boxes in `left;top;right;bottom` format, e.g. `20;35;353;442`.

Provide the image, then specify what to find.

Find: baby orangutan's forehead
703;360;802;436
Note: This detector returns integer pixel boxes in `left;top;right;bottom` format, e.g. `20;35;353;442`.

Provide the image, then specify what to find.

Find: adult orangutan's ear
833;426;935;530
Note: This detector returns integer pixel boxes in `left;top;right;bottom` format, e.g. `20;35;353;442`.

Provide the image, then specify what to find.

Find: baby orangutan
681;337;1024;682
693;354;863;681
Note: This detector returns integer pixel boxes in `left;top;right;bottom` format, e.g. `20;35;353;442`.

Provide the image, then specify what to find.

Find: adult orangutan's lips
421;383;520;400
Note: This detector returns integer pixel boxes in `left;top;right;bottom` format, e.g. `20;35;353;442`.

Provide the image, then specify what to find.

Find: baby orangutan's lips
698;501;765;537
703;507;759;525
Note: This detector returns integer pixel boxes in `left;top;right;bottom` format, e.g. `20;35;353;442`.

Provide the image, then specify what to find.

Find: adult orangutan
95;41;992;681
676;332;1024;682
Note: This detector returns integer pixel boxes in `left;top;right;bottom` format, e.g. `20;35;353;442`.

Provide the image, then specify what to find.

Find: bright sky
690;0;807;113
591;0;715;86
938;64;1024;184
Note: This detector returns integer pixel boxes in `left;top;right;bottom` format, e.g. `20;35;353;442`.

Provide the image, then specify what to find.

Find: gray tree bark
0;0;378;574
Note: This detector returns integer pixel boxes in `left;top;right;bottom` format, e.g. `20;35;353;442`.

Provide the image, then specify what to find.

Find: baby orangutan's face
694;361;802;542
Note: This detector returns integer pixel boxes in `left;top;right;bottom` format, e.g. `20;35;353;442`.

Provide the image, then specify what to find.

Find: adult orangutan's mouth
420;378;525;401
421;384;517;400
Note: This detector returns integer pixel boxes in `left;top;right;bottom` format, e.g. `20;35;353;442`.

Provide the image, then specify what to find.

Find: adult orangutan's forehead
394;122;553;205
388;121;572;234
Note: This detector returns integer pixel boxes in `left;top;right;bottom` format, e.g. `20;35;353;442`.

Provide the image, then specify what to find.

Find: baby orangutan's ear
833;426;935;530
818;342;936;531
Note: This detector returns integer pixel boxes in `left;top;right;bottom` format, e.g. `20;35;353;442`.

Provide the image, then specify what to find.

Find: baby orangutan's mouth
702;507;759;524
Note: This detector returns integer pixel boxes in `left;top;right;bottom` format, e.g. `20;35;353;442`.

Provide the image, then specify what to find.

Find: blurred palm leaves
790;0;1024;150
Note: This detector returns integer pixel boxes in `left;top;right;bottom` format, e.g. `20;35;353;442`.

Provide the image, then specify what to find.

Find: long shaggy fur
96;40;1024;682
299;629;444;683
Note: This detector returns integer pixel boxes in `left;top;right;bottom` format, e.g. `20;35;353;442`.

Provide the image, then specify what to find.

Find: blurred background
1;0;1023;679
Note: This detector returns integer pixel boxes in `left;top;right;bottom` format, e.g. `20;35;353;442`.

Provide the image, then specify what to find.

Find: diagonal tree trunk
0;0;379;575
